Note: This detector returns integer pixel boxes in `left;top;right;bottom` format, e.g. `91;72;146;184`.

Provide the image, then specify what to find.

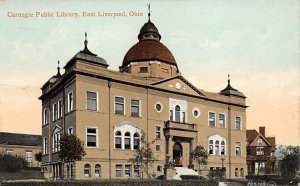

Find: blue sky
0;0;298;145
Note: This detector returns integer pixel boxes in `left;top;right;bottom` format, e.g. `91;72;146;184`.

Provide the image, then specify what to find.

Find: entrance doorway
173;142;183;166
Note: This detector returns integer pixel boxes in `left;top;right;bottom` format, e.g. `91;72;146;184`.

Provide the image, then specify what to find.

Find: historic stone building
0;132;42;167
39;16;247;180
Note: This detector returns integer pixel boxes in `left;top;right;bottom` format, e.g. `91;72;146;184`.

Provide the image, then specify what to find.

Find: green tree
0;153;28;172
59;134;86;179
128;133;155;179
191;145;208;174
280;153;299;178
35;152;42;162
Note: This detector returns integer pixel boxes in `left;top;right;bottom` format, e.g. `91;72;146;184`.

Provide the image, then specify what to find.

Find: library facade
40;17;247;180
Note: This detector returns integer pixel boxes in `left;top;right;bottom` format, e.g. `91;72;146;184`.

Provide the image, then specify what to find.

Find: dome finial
147;3;151;22
84;32;88;47
228;74;230;85
56;60;61;76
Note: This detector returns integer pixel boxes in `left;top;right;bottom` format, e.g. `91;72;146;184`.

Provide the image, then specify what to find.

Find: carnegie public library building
39;16;247;180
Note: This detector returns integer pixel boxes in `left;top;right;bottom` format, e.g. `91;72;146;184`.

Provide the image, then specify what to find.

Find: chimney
259;126;265;137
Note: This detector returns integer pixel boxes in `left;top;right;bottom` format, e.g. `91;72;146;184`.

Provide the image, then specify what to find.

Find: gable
250;135;272;147
151;76;205;97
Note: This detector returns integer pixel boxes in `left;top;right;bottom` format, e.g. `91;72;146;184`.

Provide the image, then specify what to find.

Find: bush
0;153;28;172
180;175;208;180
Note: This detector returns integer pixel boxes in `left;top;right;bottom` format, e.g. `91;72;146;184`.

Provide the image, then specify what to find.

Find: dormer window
139;67;148;73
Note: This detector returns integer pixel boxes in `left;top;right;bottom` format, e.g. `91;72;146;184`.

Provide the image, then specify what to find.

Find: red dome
121;39;176;68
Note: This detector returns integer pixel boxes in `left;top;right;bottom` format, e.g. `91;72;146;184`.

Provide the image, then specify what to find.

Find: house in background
0;132;42;167
246;126;276;175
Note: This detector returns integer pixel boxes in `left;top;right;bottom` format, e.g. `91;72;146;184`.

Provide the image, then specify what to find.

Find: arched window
124;132;131;149
240;168;244;177
95;164;101;177
175;105;181;122
115;131;122;149
209;140;214;155
157;165;162;172
235;168;239;177
215;140;219;155
221;141;225;155
133;133;140;150
84;164;91;177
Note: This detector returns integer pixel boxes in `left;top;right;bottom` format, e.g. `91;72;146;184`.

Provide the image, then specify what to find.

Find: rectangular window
53;103;58;121
68;92;73;112
68;127;73;135
6;150;13;155
43;138;48;154
169;110;173;121
87;91;97;111
236;142;241;156
156;145;161;152
86;127;97;147
208;112;216;127
115;96;125;115
53;132;61;152
124;136;131;150
25;151;32;164
134;165;141;177
43;108;48;125
116;165;122;177
221;145;225;155
156;126;161;139
125;165;131;177
131;99;140;117
139;67;148;73
256;147;264;155
182;112;186;123
58;100;63;118
235;116;241;130
219;113;225;128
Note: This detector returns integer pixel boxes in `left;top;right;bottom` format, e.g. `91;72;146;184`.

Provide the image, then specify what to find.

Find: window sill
86;109;98;112
86;146;99;149
114;112;125;116
42;123;49;127
130;115;142;118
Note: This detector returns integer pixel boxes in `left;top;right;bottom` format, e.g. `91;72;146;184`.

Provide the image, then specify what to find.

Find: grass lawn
0;170;44;181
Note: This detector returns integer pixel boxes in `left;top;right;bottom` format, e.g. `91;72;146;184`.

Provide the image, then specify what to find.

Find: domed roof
121;39;176;68
138;20;161;41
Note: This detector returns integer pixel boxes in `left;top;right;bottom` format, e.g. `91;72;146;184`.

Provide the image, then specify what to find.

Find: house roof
246;129;274;147
266;137;276;152
0;132;42;147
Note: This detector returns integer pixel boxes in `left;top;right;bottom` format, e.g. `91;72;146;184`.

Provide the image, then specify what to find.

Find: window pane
87;99;97;110
115;137;121;149
209;112;215;127
115;97;124;103
87;128;96;134
87;92;97;99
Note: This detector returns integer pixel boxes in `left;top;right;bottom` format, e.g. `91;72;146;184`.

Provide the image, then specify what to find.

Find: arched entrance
173;142;183;166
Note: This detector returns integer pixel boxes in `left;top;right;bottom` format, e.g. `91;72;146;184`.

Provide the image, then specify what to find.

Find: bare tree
128;133;155;179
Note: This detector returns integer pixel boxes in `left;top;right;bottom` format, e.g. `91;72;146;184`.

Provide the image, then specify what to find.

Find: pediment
250;135;271;147
52;125;62;134
151;76;205;97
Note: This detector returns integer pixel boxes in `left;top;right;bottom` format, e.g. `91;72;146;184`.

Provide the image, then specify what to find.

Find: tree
35;152;42;162
128;133;155;179
191;145;208;174
59;134;86;179
280;153;299;178
0;153;28;172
